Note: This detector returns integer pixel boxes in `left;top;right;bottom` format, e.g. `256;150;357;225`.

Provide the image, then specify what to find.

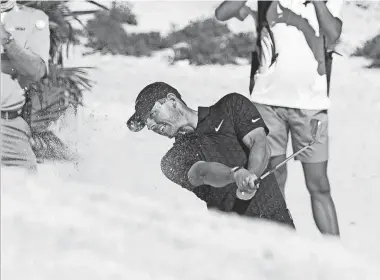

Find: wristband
231;166;244;173
230;166;243;182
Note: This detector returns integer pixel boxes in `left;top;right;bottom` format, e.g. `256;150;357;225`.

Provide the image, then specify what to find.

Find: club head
310;119;322;143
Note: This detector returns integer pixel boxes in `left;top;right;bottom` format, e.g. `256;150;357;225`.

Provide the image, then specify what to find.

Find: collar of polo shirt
197;107;210;125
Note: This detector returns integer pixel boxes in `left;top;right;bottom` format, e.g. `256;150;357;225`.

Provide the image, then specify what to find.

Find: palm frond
31;131;77;162
29;65;94;161
32;65;94;110
85;1;110;11
19;1;108;162
67;10;104;16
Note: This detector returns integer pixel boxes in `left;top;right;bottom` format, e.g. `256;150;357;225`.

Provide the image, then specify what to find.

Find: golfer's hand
233;168;258;192
1;24;10;46
236;6;249;21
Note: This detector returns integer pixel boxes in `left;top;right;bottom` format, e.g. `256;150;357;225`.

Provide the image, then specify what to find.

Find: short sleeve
25;10;50;72
326;0;344;20
161;141;200;190
225;93;269;141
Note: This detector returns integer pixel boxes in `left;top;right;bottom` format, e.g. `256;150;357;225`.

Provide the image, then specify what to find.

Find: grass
352;34;380;68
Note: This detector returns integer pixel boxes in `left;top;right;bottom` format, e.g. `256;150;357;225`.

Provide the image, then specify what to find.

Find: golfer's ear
166;93;177;101
167;93;179;107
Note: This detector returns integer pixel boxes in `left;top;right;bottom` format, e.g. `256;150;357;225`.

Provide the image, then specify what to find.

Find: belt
1;110;20;120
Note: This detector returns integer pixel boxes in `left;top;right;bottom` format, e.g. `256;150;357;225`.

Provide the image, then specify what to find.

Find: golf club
254;119;322;187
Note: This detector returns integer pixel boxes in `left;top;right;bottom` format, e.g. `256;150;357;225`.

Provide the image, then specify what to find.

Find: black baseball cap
127;82;183;132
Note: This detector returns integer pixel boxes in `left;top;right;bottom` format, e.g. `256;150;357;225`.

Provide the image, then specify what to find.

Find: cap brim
127;113;146;132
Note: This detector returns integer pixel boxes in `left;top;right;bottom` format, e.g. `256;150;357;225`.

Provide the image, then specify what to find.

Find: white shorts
253;103;329;163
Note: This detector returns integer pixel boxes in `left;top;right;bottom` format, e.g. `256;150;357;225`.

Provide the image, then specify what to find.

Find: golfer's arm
243;127;271;177
313;1;342;43
1;53;15;75
215;1;247;21
3;40;47;81
188;161;235;188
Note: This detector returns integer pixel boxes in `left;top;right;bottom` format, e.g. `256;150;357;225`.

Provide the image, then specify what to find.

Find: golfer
127;82;294;228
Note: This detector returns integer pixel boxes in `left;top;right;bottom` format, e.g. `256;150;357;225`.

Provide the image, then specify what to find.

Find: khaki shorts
1;117;37;170
253;103;328;163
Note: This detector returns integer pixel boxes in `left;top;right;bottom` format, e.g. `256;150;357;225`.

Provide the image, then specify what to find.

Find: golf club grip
254;178;261;187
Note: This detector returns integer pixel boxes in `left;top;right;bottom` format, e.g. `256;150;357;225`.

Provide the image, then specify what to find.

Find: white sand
2;2;380;279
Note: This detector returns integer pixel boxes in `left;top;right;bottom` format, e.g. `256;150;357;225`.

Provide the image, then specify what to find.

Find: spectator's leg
290;109;339;236
253;103;289;198
302;161;339;235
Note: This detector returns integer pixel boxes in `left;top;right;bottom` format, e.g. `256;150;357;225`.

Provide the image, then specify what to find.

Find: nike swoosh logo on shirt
252;118;261;123
215;120;224;132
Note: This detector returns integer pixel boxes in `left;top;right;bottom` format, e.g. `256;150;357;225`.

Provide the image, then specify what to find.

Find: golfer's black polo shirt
161;93;269;210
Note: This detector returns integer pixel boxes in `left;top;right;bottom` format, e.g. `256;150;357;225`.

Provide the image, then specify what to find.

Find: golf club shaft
255;140;315;183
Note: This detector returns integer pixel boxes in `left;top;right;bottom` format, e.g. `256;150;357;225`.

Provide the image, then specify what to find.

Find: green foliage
352;34;380;68
125;32;169;56
85;15;256;65
167;19;255;65
19;1;105;161
31;131;77;162
108;1;137;25
85;1;140;55
165;18;231;46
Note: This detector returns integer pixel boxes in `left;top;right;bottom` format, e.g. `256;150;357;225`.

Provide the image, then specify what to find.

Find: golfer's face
146;101;180;138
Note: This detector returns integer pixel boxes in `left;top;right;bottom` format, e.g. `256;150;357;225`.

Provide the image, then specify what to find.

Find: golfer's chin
161;126;194;139
167;131;180;139
159;130;177;139
179;126;195;134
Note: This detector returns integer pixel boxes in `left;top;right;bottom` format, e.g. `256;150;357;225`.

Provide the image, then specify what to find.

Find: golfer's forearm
313;1;342;43
215;1;247;21
247;136;271;177
188;161;234;188
1;54;15;75
3;40;46;81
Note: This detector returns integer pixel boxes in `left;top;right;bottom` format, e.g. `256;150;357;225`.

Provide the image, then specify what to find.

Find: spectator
1;0;50;171
215;0;342;235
